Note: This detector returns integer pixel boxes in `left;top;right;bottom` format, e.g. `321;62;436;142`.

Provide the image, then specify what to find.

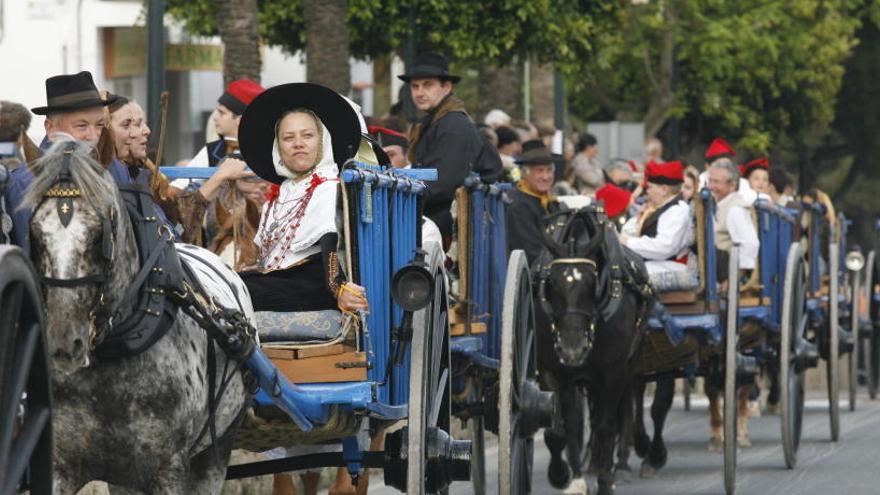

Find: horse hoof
648;445;667;469
633;432;650;458
585;475;601;495
766;401;780;415
708;436;723;453
562;477;588;495
737;434;752;448
614;466;633;484
639;461;657;479
548;458;573;490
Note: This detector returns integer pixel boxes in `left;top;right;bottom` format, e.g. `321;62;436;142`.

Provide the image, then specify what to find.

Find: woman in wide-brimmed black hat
237;82;368;314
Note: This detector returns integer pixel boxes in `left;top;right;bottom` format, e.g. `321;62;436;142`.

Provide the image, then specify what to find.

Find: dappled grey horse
23;139;252;493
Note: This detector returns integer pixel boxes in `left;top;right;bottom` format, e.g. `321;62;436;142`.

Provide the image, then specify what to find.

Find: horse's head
539;212;604;367
23;139;132;374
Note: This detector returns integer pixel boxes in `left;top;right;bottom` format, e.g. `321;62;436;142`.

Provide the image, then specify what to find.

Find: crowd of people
0;50;825;494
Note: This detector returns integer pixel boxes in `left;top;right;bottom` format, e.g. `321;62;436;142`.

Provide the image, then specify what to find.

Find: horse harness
535;205;655;360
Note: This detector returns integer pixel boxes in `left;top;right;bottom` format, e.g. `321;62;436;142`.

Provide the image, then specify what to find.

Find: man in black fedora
506;139;561;265
400;53;501;240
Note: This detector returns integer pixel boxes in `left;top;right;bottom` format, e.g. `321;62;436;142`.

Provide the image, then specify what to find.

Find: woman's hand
338;282;369;313
217;157;256;181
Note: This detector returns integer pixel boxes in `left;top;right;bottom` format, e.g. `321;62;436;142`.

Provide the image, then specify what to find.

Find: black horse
535;207;651;495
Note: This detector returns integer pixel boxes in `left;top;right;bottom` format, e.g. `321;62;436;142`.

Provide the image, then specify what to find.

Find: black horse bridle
37;143;118;349
537;257;599;363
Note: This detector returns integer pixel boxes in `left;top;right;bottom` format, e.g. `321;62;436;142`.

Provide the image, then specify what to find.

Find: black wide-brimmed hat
239;83;362;185
31;71;119;115
397;53;461;83
515;139;555;166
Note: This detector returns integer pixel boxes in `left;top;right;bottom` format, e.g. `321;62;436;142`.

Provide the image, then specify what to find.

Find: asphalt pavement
368;391;880;495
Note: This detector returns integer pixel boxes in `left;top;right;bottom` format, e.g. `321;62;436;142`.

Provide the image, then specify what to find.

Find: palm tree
302;0;351;94
213;0;262;85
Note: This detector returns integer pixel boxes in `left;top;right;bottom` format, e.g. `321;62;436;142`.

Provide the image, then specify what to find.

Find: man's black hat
31;71;119;115
397;53;461;83
238;82;362;185
515;139;555;166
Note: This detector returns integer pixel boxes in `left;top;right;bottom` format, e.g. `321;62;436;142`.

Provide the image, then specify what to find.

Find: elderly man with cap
400;53;502;239
698;137;737;190
707;158;760;280
506;140;560;265
620;161;696;291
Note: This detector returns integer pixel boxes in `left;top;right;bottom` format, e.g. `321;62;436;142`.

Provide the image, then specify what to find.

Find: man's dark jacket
506;187;560;266
410;95;502;237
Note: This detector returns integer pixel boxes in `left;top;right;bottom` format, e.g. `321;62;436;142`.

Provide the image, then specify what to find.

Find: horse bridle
537;258;599;332
37;143;118;349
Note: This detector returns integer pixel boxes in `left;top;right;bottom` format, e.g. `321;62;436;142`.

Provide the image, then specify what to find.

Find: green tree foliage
569;0;864;156
166;0;606;64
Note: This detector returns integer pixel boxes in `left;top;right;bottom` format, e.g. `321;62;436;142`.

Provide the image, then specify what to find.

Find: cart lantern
391;249;434;311
845;251;865;272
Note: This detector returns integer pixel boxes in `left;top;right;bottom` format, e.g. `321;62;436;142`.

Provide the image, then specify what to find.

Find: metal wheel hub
384;426;471;493
520;380;555;435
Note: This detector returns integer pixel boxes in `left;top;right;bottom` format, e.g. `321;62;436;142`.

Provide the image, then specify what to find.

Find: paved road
368;392;880;494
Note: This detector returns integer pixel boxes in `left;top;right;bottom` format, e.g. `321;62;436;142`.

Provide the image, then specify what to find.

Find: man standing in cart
401;53;502;241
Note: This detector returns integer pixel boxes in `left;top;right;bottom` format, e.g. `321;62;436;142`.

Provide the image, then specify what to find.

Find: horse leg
737;384;753;448
560;384;591;494
641;376;673;478
631;378;650;459
706;386;723;453
587;376;626;495
545;384;573;490
614;379;635;484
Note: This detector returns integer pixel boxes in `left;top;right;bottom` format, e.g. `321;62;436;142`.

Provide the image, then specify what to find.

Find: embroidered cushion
649;268;699;293
255;310;347;344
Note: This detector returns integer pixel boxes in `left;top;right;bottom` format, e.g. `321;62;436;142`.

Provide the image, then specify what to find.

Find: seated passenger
738;157;771;204
506;140;561;265
595;182;632;231
708;158;760;283
237;84;367;314
619;161;696;292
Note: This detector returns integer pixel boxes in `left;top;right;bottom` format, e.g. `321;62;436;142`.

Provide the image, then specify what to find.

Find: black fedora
31;71;118;115
515;139;555;166
238;83;362;185
397;53;461;83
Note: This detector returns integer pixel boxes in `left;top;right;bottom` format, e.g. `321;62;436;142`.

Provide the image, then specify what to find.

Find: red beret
368;125;408;149
595;183;632;219
646;160;684;185
218;79;265;115
704;138;736;159
739;157;770;177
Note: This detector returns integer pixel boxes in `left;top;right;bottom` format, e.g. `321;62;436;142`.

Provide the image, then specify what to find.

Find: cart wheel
500;250;549;495
848;262;860;412
0;246;52;495
723;246;739;495
828;240;840;441
683;378;692;412
866;251;878;400
780;242;807;468
405;242;467;495
469;413;486;495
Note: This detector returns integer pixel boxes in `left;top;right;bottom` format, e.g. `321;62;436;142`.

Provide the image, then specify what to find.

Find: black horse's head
538;211;604;367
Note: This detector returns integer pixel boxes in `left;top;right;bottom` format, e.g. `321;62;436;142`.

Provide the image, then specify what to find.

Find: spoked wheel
780;242;807;468
723;246;739;495
402;242;468;495
848;260;860;412
827;240;840;441
0;246;52;495
866;251;879;400
469;413;486;495
499;250;552;495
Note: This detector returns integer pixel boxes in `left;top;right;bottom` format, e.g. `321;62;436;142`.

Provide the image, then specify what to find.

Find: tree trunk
477;62;523;122
530;63;555;127
302;0;351;95
213;0;262;86
642;0;676;139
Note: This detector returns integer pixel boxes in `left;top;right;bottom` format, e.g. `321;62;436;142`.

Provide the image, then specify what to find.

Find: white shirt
625;198;691;262
718;193;760;270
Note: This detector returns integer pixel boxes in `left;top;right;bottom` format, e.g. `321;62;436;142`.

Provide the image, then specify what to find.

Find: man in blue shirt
5;71;144;252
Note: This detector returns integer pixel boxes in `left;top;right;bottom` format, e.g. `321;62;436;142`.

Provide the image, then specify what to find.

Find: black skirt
239;255;337;312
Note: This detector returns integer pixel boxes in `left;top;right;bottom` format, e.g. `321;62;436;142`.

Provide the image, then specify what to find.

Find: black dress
240;233;344;312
